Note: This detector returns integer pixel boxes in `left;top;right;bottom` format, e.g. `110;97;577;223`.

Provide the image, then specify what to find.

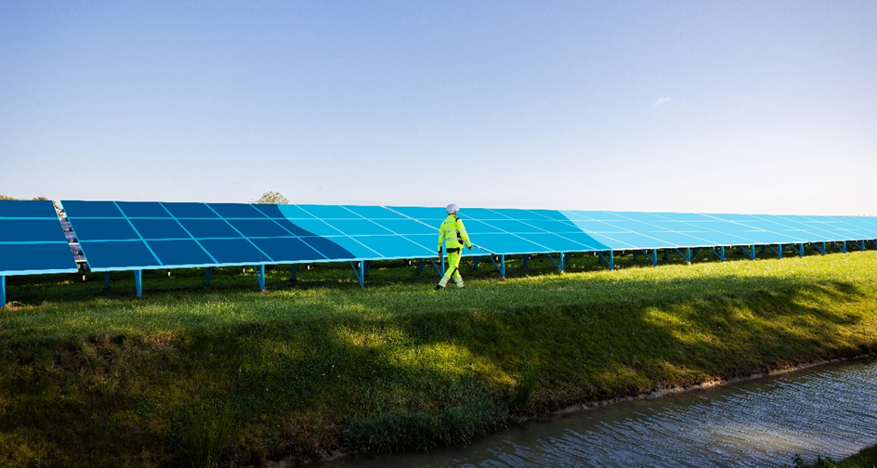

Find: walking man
436;203;472;290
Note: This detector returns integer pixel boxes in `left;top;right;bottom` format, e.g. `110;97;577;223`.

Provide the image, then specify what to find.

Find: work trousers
438;249;465;288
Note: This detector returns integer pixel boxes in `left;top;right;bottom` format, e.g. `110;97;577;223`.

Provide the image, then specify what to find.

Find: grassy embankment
1;247;876;467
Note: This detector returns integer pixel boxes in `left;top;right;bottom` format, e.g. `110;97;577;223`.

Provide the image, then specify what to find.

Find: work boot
434;284;444;291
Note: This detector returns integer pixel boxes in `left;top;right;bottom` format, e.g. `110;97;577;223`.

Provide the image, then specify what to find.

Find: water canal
326;357;877;468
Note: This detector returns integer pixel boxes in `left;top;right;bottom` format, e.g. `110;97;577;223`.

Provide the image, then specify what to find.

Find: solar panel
387;206;607;256
64;201;343;271
0;200;78;276
63;202;453;272
61;200;877;284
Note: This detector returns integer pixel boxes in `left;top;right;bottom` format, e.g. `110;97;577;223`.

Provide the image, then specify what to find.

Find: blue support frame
104;271;111;289
830;241;847;253
135;270;142;298
349;261;368;287
766;244;783;259
871;240;877;250
813;242;826;255
428;258;442;276
522;254;529;268
738;245;756;260
597;251;614;270
487;255;507;278
290;264;299;281
473;257;481;270
206;267;212;285
254;264;266;290
0;275;5;308
634;249;658;266
851;240;866;251
787;243;805;257
417;259;424;274
708;246;725;262
546;253;565;272
674;248;692;264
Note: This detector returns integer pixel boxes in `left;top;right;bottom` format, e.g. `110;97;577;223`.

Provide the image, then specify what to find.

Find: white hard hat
446;203;459;214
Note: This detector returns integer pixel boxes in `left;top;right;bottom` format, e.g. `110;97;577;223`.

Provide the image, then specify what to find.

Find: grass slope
1;249;876;467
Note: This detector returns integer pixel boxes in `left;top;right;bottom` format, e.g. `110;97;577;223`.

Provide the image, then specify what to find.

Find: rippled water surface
327;358;877;468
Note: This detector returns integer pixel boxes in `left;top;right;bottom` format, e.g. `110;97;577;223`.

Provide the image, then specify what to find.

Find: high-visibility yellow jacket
438;215;471;251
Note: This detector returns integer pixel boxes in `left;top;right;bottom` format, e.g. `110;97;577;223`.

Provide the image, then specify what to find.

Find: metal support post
663;249;669;260
473;257;480;270
831;241;847;253
814;242;826;255
853;240;866;251
633;251;638;262
766;244;782;258
564;252;572;268
760;245;766;253
674;248;692;264
206;267;212;285
349;262;366;287
709;246;725;262
597;251;614;270
104;271;111;289
787;243;804;257
428;258;442;276
547;253;565;272
135;270;142;297
871;240;877;250
254;265;266;290
488;255;507;278
363;260;370;277
291;264;299;281
738;245;756;260
0;275;5;308
417;259;424;274
522;254;529;267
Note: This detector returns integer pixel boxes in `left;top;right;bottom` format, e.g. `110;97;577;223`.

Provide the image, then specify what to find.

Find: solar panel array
390;206;877;255
3;199;876;305
60;201;485;272
61;202;877;271
3;200;873;276
0;200;78;276
559;211;877;251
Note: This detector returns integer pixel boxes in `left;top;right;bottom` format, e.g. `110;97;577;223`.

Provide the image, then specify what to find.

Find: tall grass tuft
179;402;234;468
509;362;541;410
342;386;507;453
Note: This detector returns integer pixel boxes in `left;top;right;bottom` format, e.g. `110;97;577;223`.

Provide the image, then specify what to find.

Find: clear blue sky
2;1;875;215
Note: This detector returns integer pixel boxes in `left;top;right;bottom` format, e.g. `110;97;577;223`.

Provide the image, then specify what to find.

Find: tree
0;195;61;215
251;191;289;205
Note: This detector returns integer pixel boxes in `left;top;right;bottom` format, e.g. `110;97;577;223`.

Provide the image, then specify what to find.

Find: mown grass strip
0;251;876;467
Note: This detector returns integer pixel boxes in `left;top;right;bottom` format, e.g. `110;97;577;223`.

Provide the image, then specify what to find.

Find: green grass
1;248;877;467
784;444;877;468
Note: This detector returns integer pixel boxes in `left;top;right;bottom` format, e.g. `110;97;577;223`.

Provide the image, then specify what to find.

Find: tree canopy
251;191;289;205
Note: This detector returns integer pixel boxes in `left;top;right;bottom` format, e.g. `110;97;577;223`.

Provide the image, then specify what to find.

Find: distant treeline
0;195;50;201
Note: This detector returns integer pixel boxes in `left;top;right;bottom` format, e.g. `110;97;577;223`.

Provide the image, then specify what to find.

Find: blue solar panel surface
63;201;443;271
392;206;877;255
0;200;79;276
63;201;877;272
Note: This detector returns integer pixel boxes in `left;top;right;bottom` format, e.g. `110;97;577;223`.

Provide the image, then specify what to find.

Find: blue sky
1;1;875;214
